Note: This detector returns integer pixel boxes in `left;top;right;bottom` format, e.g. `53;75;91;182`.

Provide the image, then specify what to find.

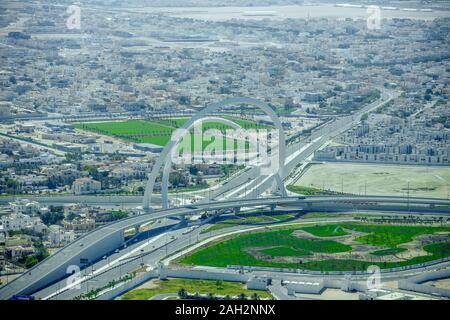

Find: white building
0;213;47;234
110;167;137;181
72;177;101;195
10;199;42;216
47;225;75;246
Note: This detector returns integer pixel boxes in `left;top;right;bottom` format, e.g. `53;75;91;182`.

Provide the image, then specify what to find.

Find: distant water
145;5;450;21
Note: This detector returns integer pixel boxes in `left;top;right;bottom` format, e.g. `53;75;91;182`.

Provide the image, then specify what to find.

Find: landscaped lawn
300;223;450;247
260;246;311;257
181;228;352;268
301;242;450;271
346;224;450;247
180;223;450;271
272;214;296;221
370;248;407;256
154;117;269;130
300;212;355;219
74;117;268;149
300;225;349;237
119;278;272;300
74;120;173;137
202;214;295;233
168;184;209;193
423;242;450;256
286;185;334;196
74;121;241;149
74;120;173;146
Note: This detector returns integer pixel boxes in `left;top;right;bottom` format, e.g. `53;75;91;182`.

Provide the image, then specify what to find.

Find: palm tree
207;293;215;300
178;288;187;299
238;293;247;300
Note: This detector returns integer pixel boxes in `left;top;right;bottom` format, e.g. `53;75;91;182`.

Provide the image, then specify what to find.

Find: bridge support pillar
270;204;276;212
158;263;167;280
144;207;153;213
233;207;241;215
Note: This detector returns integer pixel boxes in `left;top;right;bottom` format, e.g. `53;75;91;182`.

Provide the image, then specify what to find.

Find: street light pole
165;234;168;257
447;183;449;200
244;181;247;198
407;181;410;212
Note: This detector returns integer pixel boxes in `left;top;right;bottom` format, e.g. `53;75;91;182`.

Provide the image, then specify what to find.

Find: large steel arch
143;97;287;210
161;116;243;208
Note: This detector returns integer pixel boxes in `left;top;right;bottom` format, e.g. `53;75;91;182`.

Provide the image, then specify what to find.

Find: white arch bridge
143;97;288;210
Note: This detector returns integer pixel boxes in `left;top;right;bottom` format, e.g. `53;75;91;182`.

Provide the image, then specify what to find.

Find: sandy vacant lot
296;163;450;199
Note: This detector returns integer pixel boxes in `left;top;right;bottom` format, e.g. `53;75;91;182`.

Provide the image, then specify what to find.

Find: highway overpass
0;195;449;300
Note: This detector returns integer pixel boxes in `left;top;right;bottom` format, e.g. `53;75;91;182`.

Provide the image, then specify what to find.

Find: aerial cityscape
0;0;449;306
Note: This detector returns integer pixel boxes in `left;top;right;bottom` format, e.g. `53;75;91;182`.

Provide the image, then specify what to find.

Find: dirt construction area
296;163;450;198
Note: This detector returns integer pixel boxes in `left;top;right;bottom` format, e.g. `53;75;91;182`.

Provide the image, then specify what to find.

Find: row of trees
177;288;262;301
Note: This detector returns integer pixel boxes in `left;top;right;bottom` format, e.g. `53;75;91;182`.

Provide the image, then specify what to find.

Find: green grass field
301;242;450;271
154;117;269;130
272;214;296;221
346;224;449;247
286;185;336;196
168;184;209;193
74;117;268;149
260;246;311;257
302;223;450;247
179;223;450;271
300;212;355;219
181;228;352;268
202;214;295;233
423;242;450;256
74;120;173;145
370;248;407;256
119;278;272;300
300;225;349;237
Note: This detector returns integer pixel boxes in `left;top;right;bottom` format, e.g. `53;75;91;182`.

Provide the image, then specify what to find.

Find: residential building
72;178;101;195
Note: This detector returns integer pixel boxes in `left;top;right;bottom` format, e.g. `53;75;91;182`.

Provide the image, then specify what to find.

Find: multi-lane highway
1;195;450;300
35;215;358;300
8;209;449;301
